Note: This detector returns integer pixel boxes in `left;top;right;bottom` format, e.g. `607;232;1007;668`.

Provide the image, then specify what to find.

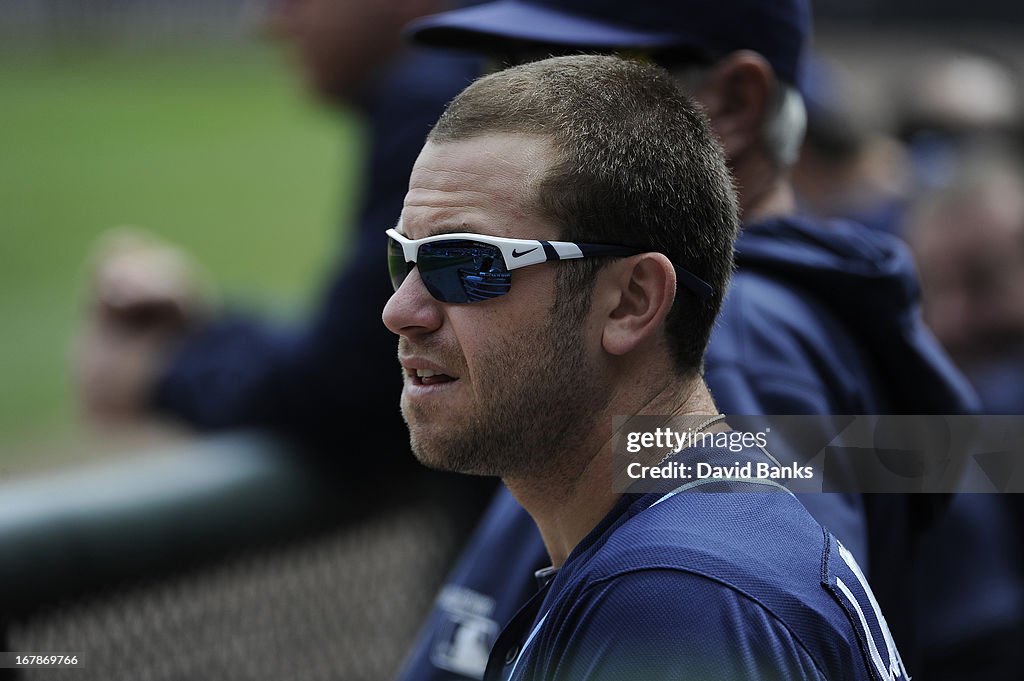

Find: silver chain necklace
655;413;727;465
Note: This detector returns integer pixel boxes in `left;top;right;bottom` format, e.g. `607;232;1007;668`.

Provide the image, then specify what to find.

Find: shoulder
711;267;861;365
706;269;877;413
530;493;904;681
581;491;835;624
711;214;872;368
533;567;829;681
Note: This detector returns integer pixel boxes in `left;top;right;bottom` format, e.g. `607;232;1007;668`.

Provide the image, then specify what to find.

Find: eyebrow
393;218;488;240
421;228;468;239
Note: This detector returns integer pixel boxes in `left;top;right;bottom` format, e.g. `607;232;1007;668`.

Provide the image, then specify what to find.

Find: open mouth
411;368;456;386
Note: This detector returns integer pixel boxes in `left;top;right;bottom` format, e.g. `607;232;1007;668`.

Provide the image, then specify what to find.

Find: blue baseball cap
407;0;810;85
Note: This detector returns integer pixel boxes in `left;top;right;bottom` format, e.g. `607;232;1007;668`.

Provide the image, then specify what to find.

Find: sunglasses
387;228;714;304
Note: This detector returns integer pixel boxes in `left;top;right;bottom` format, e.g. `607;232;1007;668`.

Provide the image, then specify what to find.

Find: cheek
448;266;564;376
451;309;543;382
446;310;504;390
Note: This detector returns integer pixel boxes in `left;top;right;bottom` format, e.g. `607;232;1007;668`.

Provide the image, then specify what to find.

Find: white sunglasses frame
386;228;714;300
386;228;637;271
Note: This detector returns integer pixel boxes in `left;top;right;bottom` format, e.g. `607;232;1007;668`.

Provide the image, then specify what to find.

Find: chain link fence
6;498;474;681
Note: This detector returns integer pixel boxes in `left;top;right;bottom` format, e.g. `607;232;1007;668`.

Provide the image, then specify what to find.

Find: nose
382;267;444;338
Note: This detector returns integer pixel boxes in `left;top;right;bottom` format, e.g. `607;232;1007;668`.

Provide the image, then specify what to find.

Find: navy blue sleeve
531;570;829;681
152;240;407;461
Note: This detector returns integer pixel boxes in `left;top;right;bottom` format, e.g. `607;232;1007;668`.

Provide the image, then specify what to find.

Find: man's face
912;179;1024;359
382;134;608;479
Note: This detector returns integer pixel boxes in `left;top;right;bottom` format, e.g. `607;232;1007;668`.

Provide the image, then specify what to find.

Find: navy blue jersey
482;448;906;681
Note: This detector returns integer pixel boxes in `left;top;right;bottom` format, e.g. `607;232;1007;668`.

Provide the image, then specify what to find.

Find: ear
696;51;776;159
599;253;677;357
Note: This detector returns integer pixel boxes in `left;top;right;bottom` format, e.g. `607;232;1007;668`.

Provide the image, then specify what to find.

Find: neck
733;151;796;224
504;374;719;568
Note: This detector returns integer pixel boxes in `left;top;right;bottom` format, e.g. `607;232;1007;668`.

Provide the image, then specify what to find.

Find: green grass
0;41;364;468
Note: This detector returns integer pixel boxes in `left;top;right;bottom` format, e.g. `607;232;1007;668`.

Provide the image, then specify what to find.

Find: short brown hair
429;54;739;375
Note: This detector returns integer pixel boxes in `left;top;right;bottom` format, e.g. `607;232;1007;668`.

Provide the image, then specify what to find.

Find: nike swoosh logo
511;247;538;258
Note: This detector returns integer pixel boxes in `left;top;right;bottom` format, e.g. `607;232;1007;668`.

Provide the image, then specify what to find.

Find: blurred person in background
792;52;914;236
895;48;1023;198
903;156;1024;681
390;1;981;679
793;47;1024;242
795;46;1024;681
907;156;1024;412
72;0;492;494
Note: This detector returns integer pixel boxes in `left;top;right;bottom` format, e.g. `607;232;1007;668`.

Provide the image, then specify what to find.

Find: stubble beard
402;310;608;480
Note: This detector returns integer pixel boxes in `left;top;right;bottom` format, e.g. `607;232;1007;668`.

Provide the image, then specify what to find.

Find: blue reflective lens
388;237;512;303
420;241;511;303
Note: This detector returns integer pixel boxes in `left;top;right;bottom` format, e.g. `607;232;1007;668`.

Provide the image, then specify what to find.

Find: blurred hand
72;228;216;424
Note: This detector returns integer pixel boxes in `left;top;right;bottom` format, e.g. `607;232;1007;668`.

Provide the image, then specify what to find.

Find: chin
409;444;455;473
408;434;500;478
407;428;454;471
